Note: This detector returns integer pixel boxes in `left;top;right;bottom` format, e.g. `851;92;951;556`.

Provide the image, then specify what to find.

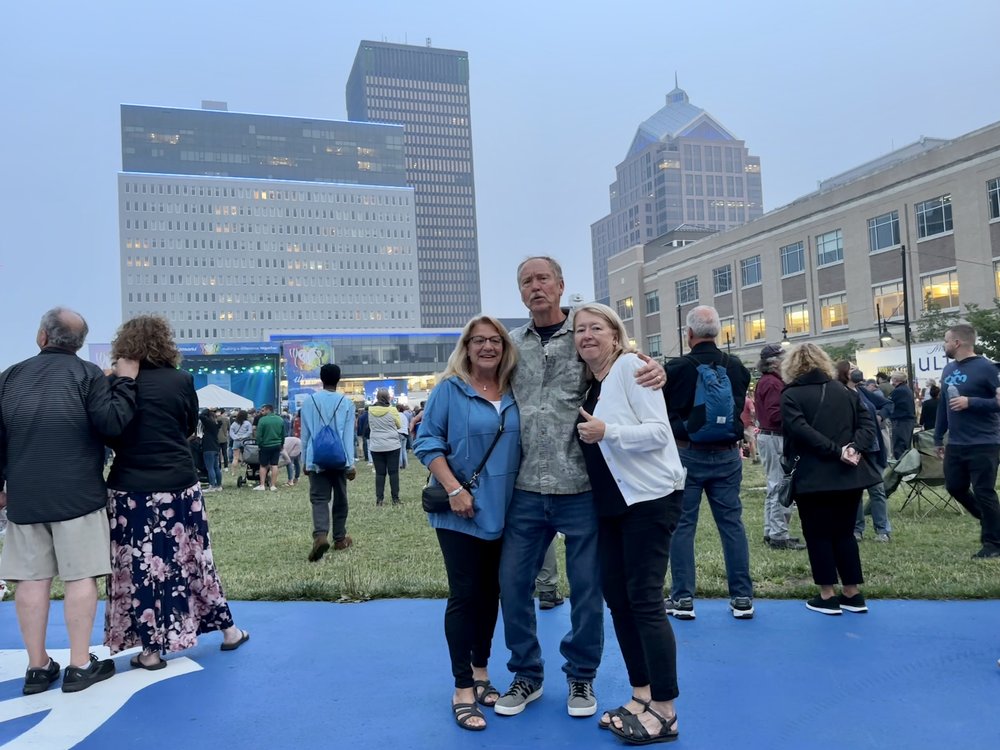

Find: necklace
471;376;496;392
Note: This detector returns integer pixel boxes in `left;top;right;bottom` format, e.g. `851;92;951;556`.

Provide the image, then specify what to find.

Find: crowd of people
1;262;998;741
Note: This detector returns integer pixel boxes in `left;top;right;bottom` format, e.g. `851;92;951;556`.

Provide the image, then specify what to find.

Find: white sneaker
269;486;278;492
252;485;266;491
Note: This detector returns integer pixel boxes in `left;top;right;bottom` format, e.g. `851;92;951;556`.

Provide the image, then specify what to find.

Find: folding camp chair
896;430;962;517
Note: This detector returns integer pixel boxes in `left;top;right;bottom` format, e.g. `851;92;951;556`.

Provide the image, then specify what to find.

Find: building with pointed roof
591;85;763;303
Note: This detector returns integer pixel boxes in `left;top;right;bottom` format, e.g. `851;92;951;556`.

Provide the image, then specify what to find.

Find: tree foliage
914;296;1000;360
821;339;861;363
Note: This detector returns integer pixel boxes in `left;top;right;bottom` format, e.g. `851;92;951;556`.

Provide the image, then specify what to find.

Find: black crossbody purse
422;410;507;514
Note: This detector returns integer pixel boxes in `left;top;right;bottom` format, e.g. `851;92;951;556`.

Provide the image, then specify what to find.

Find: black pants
371;450;400;504
797;490;864;586
892;419;915;459
308;469;349;542
944;444;1000;548
435;528;502;689
599;493;682;702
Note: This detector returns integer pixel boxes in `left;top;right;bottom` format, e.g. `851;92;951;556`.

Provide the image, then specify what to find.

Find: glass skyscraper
347;40;482;328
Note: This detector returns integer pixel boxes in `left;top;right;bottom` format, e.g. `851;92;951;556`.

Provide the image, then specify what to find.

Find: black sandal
610;704;678;744
473;679;500;707
452;701;486;731
598;696;649;730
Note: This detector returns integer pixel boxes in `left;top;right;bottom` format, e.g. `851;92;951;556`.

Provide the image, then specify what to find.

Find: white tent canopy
196;384;254;411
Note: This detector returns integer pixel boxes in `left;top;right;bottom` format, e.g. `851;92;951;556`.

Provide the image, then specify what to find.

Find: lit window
915;195;953;238
921;270;959;310
615;297;634;320
784;302;810;336
820;294;848;330
720;317;736;346
675;276;698;304
868;211;900;253
740;256;761;287
873;281;904;321
816;229;843;267
713;265;732;295
780;241;805;276
743;311;766;341
994;260;1000;299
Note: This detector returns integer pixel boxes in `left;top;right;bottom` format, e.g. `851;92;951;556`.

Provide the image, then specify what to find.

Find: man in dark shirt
0;307;138;694
934;324;1000;558
664;305;754;621
753;343;804;550
889;371;916;459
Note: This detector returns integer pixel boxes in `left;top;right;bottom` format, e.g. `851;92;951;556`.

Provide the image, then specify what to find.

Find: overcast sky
1;0;998;367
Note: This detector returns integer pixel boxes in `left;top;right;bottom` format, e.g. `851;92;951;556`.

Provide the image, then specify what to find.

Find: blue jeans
855;481;891;536
669;447;753;600
499;489;603;684
203;451;221;488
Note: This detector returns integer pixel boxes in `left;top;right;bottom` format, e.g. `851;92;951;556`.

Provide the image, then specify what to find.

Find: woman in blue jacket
414;315;520;732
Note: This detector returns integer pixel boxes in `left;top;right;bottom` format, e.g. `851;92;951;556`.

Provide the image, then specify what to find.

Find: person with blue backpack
300;364;357;562
664;305;755;621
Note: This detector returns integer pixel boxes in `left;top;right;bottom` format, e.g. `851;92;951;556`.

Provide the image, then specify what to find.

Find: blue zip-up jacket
934;356;1000;447
414;376;521;540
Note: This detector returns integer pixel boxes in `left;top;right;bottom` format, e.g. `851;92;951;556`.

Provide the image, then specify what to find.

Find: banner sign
283;339;334;412
177;342;281;356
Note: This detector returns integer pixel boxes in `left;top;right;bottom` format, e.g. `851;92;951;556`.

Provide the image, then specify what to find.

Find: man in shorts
254;404;285;491
0;307;139;694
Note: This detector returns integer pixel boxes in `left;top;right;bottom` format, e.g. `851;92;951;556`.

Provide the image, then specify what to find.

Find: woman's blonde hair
111;315;181;368
781;342;836;383
571;303;637;377
440;315;518;393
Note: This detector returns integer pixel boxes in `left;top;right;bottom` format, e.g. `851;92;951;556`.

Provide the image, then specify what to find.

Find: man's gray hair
39;307;88;352
686;306;721;339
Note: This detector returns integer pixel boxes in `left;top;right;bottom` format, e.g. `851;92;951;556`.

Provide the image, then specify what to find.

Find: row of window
125;256;413;273
126;291;414;306
124;239;412;255
125;273;417;288
122;221;415;239
124;202;414;224
123;182;411;206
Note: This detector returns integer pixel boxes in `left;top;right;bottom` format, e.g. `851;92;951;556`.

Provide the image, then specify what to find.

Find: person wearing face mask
572;303;685;745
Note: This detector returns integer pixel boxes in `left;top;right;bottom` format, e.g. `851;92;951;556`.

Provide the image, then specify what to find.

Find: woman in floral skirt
104;315;249;669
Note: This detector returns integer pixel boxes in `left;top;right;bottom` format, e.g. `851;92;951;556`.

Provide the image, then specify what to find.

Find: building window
780;241;805;276
743;312;766;342
820;293;849;330
921;270;959;310
646;334;662;358
868;211;900;253
713;265;732;295
675;276;699;304
616;297;634;320
815;229;843;267
645;290;660;315
995;260;1000;298
915;195;953;238
720;317;736;346
784;302;810;336
988;178;1000;220
740;256;761;287
873;281;904;320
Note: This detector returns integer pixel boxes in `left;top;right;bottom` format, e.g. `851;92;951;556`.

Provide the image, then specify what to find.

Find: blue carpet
0;599;997;749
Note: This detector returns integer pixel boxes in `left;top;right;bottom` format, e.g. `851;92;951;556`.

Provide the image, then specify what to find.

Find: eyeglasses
469;336;503;347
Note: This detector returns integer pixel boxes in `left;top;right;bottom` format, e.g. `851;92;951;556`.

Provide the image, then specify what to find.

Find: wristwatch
447;486;464;497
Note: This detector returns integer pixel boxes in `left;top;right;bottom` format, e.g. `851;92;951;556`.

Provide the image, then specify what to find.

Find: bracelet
447;486;464;497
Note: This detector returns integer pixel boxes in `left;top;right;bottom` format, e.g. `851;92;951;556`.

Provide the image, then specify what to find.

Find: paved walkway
0;598;998;749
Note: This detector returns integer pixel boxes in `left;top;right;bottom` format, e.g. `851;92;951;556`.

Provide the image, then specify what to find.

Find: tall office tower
347;40;481;327
119;103;420;342
591;85;763;304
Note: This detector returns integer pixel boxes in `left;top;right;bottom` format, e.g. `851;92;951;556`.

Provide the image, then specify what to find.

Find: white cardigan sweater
591;353;686;505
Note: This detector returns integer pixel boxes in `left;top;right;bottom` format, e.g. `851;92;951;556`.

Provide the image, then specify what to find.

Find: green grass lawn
204;457;999;602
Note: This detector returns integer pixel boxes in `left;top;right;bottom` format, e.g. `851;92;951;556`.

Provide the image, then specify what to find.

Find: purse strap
425;408;508;490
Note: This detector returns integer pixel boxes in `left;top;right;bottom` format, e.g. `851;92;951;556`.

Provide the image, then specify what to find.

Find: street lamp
874;245;915;386
780;327;790;347
725;331;732;354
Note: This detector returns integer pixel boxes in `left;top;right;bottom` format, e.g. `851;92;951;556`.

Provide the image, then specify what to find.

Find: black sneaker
664;596;695;620
23;659;60;695
730;596;755;619
765;537;806;551
839;592;869;613
62;654;116;693
538;590;565;610
972;546;1000;559
805;595;842;615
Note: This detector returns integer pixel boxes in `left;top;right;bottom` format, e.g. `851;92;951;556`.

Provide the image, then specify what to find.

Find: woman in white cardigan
573;302;685;745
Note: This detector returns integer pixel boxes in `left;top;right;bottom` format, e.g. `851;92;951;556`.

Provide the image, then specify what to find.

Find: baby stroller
237;438;260;488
